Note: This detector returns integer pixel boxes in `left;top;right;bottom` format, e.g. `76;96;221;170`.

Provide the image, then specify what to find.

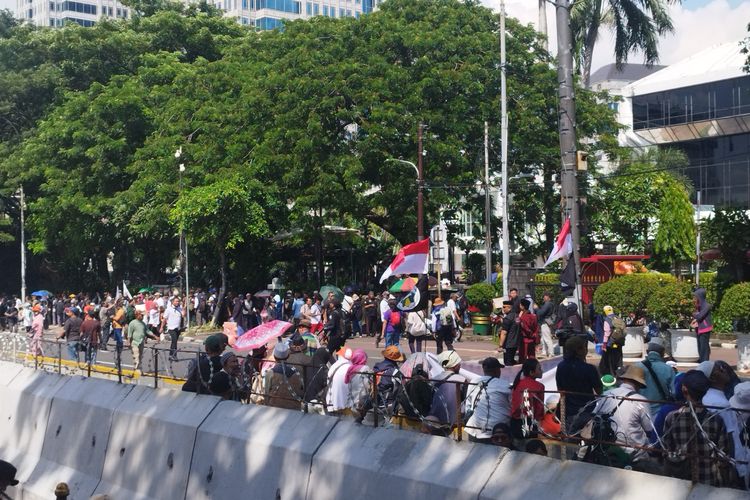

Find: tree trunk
211;246;227;326
581;4;602;88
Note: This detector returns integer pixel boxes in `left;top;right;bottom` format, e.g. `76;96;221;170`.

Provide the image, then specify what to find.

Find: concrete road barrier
308;420;502;500
0;360;24;385
94;387;220;500
22;376;135;500
187;401;339;500
480;450;692;500
0;367;69;499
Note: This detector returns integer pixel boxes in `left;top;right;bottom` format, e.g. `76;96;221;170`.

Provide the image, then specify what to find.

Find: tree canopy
0;0;623;292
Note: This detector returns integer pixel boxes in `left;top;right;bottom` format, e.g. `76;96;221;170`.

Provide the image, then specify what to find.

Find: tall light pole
385;155;424;241
19;186;26;302
556;0;582;303
175;147;190;330
500;0;510;298
484;121;492;283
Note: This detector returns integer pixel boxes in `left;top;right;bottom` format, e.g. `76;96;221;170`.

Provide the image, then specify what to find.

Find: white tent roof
623;41;747;96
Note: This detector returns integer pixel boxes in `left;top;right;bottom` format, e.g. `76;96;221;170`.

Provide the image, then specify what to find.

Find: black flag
397;275;429;312
560;258;576;294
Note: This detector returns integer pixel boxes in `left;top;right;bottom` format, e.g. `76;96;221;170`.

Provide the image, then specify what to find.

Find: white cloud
487;0;750;73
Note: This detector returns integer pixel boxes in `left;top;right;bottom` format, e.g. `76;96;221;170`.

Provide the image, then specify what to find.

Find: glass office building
618;42;750;207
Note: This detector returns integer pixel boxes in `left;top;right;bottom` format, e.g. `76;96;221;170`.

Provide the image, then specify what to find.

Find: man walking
163;297;185;361
127;309;158;373
692;288;713;362
58;308;83;363
80;309;101;365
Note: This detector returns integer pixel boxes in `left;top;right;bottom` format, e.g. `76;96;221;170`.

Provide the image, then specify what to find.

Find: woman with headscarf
344;349;371;419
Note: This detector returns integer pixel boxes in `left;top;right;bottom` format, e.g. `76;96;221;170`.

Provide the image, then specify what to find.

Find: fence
1;330;749;488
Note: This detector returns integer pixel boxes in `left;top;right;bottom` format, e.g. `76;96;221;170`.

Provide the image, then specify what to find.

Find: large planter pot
470;313;491;335
670;328;699;363
737;333;750;372
622;326;645;359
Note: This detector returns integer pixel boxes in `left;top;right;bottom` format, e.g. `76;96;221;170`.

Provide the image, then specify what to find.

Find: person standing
692;288;713;362
110;300;126;354
499;300;520;366
535;293;555;358
80;309;101;365
323;299;345;353
431;298;454;354
363;291;378;337
555;336;603;433
163;297;185;361
405;309;427;353
57;308;83;362
598;305;624;376
28;304;45;358
377;292;390;347
127;309;157;373
517;298;538;362
381;300;402;348
309;295;323;335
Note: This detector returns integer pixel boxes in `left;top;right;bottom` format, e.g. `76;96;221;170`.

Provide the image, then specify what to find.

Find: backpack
388;311;401;328
439;307;453;325
581;391;634;468
395;374;435;418
610;316;626;345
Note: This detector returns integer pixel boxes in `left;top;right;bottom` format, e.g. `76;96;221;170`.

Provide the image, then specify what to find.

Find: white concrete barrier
22;376;135;500
187;401;339;500
93;387;220;500
480;450;692;499
308;420;502;500
0;368;69;499
0;360;24;385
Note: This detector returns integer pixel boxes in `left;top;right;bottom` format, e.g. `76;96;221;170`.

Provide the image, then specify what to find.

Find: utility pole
175;148;190;330
539;0;548;51
484;121;492;283
556;0;582;302
19;186;26;302
695;190;701;287
417;123;425;241
500;0;510;298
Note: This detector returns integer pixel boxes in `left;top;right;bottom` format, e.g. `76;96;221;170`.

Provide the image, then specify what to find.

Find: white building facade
17;0;378;29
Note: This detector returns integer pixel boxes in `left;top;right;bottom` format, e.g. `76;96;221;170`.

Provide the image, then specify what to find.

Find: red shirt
511;377;545;421
519;312;539;343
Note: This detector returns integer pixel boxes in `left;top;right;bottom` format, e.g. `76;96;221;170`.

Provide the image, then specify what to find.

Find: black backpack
582;391;634;468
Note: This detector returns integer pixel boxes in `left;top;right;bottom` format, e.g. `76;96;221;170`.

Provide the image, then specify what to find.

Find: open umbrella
254;290;272;299
31;290;51;297
319;284;344;302
233;320;293;351
138;287;154;293
389;276;438;293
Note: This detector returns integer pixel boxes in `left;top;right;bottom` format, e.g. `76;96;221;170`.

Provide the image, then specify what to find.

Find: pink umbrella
233;320;293;352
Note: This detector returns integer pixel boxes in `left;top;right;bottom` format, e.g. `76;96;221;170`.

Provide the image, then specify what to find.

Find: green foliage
653;179;695;270
713;314;734;334
465;282;496;312
703;208;750;284
719;282;750;332
699;272;718;306
531;272;562;306
593;273;676;318
646;280;693;327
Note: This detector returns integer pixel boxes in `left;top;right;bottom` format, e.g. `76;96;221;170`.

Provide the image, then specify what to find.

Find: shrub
593;273;676;318
466;282;496;313
531;272;563;306
699;272;718;306
646;280;693;327
718;282;750;332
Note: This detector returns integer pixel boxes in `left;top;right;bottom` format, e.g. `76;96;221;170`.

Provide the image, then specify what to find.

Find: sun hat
619;364;647;387
729;381;750;411
433;297;444;306
382;345;406;362
696;360;716;379
437;350;462;369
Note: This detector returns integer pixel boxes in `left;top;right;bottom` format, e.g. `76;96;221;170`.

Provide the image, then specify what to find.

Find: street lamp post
175;148;190;330
385;156;424;241
19;186;26;302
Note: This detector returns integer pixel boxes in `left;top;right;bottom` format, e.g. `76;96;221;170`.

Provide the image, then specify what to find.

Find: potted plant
719;282;750;371
646;280;697;362
465;282;496;335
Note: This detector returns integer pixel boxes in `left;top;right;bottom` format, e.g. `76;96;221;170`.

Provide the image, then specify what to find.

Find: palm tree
571;0;680;88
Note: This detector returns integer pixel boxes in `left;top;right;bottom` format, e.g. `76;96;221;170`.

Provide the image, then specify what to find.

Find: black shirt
182;354;223;394
555;357;602;421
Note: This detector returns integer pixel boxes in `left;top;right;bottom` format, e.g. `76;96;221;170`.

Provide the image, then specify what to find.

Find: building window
63;17;95;26
256;0;300;14
339;8;344;17
255;16;284;30
306;1;311;14
60;1;97;15
322;4;327;16
313;3;318;14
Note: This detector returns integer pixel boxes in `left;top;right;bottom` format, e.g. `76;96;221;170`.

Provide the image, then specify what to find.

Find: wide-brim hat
619;364;647;387
729;381;750;411
382;346;406;362
433;298;444;306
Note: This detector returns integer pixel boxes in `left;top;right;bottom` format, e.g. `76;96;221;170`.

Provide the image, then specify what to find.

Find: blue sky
684;0;745;8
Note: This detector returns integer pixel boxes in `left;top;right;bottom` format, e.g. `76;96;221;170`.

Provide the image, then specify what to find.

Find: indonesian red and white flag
379;238;430;283
543;218;573;268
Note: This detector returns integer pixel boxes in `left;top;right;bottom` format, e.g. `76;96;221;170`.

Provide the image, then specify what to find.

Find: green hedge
698;272;718;305
531;273;563;307
645;280;693;327
592;273;676;318
466;282;497;313
718;282;750;332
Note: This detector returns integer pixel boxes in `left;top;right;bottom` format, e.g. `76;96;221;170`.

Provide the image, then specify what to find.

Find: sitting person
264;342;304;410
182;334;224;394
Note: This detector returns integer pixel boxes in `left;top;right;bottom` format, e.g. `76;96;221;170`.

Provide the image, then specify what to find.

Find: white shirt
704;388;742;476
310;303;322;325
593;383;653;460
326;358;352;411
164;306;183;330
465;376;512;439
342;295;353;314
155;297;165;309
148;307;160;327
379;299;389;321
